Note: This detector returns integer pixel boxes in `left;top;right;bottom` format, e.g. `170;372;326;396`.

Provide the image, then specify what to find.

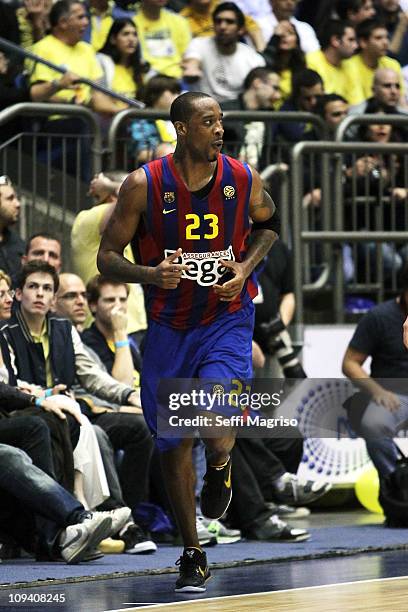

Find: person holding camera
253;238;306;379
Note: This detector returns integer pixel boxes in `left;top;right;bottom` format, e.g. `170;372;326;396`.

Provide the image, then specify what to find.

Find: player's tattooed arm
243;167;278;276
98;169;190;288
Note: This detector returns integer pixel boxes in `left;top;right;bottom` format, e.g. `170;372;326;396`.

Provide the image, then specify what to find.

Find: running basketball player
98;92;278;592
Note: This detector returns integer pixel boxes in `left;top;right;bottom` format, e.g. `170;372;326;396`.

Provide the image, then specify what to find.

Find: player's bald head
170;92;213;125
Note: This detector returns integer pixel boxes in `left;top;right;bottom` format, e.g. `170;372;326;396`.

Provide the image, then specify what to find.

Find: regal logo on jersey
164;246;235;287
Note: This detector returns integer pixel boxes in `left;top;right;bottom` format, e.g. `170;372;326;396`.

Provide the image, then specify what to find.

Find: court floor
1;549;408;612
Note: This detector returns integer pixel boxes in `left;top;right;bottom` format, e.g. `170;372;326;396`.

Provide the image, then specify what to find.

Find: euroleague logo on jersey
164;246;235;287
223;185;235;199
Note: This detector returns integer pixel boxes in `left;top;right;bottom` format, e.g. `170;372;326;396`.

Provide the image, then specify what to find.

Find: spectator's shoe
196;516;217;547
265;502;311;519
120;524;157;554
247;514;310;543
93;507;132;537
200;457;232;520
83;549;104;561
174;548;211;592
200;517;241;544
273;474;332;506
60;514;112;564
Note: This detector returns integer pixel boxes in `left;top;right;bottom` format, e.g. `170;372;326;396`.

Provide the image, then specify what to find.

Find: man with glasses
182;2;265;102
0;176;25;279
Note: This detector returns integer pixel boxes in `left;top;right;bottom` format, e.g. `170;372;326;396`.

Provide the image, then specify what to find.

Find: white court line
102;574;408;611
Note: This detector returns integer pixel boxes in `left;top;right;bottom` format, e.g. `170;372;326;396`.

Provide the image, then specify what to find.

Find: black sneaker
175;548;211;592
200;457;232;520
121;524;157;554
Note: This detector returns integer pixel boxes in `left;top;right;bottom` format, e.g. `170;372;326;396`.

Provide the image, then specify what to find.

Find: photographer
253;239;306;379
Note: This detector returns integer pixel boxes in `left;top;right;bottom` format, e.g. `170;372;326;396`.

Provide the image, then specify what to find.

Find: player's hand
403;315;408;349
213;260;248;301
152;248;190;289
40;397;83;424
372;388;400;412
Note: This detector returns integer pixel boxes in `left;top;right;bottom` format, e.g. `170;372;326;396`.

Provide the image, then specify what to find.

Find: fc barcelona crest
164;192;175;204
223;185;235;199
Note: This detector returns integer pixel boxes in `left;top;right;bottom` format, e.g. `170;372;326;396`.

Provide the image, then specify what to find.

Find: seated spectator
221;66;282;168
71;175;147;340
180;0;265;52
262;0;320;54
83;274;142;384
128;75;181;165
22;232;63;272
262;20;306;102
0;443;112;563
28;0;122;114
376;0;408;66
342;264;408;482
133;0;191;79
0;0;51;52
97;18;149;106
272;69;324;147
344;18;405;105
0;51;32;113
182;2;265;102
335;0;376;26
0;176;25;280
306;20;358;103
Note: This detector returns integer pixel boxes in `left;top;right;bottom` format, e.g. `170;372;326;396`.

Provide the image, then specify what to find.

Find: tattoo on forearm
245;229;277;272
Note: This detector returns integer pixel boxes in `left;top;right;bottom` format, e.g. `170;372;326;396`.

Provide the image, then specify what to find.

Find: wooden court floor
117;576;408;612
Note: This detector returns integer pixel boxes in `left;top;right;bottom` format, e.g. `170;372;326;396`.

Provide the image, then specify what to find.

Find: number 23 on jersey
185;213;219;240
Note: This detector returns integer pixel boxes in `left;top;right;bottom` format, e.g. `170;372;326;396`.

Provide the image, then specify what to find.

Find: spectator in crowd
182;2;265;102
335;0;376;26
22;232;63;273
314;93;349;136
272;69;324;145
0;176;25;280
0;443;112;563
262;0;320;54
0;51;32;113
83;274;142;385
84;0;115;51
180;0;265;52
128;75;181;166
28;0;121;114
376;0;408;66
0;0;51;51
262;20;306;101
345;18;405;105
342;264;408;480
54;272;157;553
97;18;149;106
133;0;191;79
71;175;147;341
221;66;282;168
306;20;358;103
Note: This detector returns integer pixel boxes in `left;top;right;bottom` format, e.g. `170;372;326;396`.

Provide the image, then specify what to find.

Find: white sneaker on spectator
196;516;217;547
273;473;331;506
60;514;112;564
93;507;132;537
200;517;241;544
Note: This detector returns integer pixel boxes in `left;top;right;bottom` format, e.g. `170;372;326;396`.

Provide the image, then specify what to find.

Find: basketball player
98;92;278;592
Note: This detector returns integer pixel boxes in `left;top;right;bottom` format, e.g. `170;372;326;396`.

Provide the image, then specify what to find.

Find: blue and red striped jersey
133;153;258;329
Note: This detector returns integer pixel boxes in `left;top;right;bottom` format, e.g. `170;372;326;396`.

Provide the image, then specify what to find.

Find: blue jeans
0;443;86;559
356;396;408;476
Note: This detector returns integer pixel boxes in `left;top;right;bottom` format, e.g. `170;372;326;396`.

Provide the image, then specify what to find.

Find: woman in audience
262;20;306;103
97;18;149;106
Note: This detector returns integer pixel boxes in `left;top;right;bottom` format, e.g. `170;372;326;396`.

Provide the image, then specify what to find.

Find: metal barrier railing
107;110;328;170
291;141;408;327
336;113;408;142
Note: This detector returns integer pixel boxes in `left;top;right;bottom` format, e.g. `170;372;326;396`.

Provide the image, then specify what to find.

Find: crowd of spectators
1;0;408;564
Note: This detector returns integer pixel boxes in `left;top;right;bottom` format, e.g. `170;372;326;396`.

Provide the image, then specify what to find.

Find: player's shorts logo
223;185;235;199
164;245;235;287
163;192;175;204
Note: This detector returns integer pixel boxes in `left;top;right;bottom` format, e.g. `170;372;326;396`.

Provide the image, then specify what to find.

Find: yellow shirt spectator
134;8;191;79
344;54;404;106
306;50;357;103
111;64;137;98
71;203;147;334
29;34;103;104
89;1;114;51
181;0;260;40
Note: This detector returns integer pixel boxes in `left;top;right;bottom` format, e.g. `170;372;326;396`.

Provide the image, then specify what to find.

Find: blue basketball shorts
141;302;254;452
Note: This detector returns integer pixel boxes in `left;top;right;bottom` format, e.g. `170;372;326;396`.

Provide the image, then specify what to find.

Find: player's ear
174;121;187;136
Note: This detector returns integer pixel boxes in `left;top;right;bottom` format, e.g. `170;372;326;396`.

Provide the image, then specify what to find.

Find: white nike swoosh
163;208;176;215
